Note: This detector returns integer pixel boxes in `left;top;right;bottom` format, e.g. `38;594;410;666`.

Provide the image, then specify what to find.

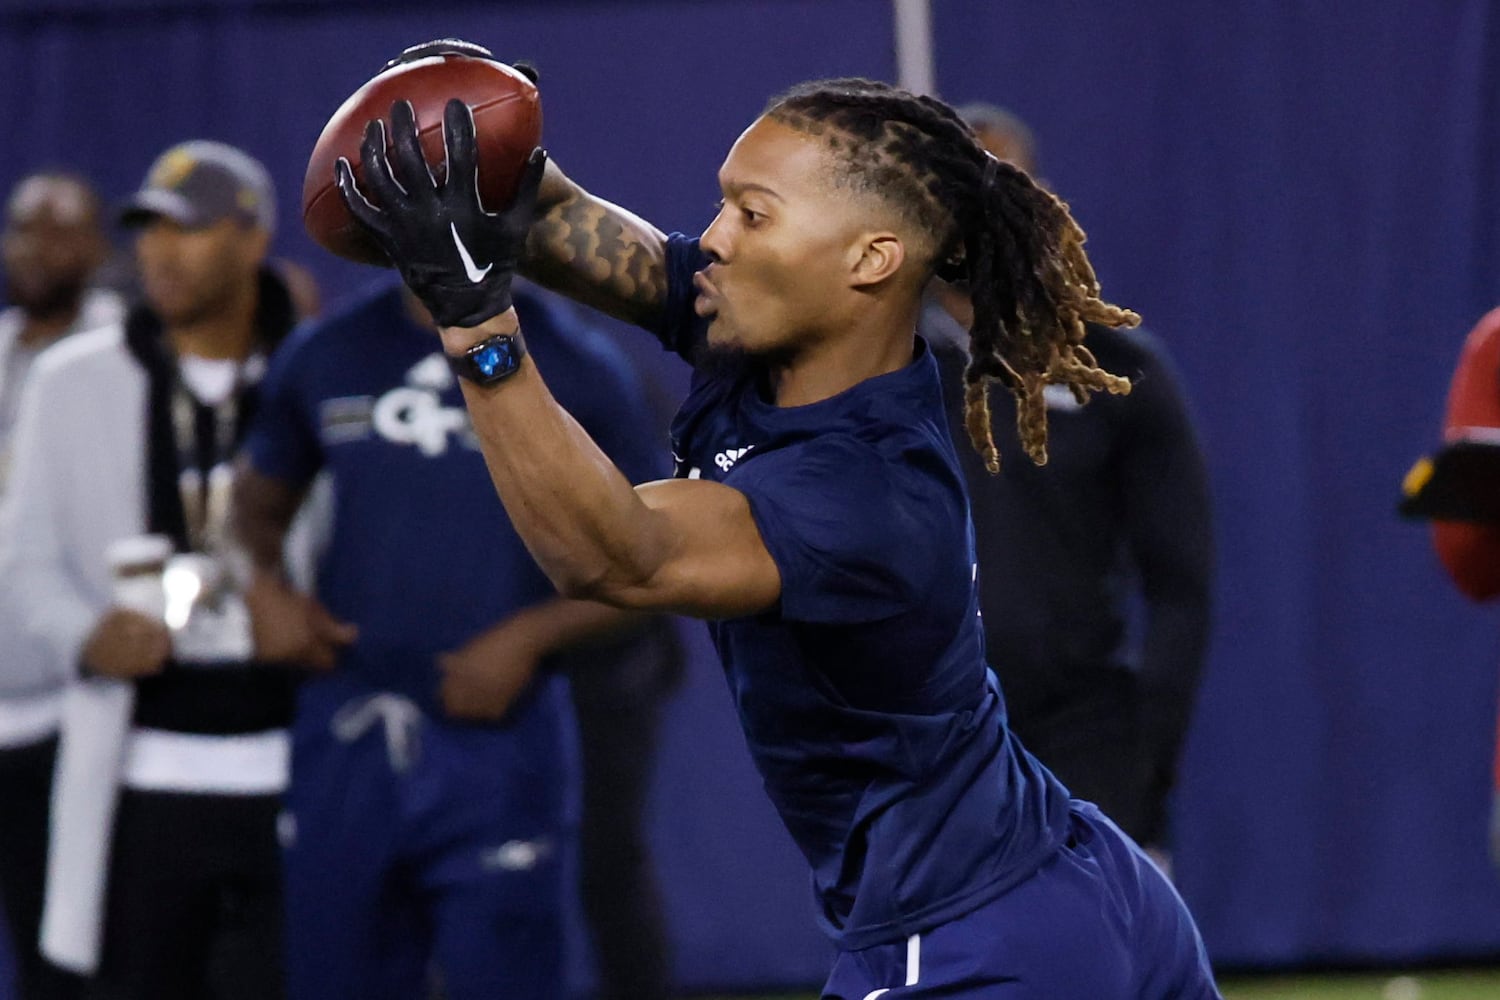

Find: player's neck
167;290;258;362
769;308;918;407
16;297;84;348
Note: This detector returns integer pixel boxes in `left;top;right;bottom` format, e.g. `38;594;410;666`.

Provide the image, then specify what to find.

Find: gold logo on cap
237;189;259;211
149;148;197;190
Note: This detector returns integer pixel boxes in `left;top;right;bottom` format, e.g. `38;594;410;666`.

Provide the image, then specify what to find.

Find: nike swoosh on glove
335;97;546;329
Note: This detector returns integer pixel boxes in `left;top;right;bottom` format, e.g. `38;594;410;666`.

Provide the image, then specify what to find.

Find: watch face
471;337;520;379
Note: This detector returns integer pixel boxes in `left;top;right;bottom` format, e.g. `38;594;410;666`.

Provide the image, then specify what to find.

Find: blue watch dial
473;339;517;377
449;333;524;385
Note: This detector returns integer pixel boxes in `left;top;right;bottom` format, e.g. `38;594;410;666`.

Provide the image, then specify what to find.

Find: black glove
334;98;546;329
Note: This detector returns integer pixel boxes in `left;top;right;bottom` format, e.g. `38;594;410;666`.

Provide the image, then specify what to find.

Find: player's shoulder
263;280;415;394
1461;306;1500;353
31;322;129;385
1085;325;1195;415
1085;322;1174;370
1471;304;1500;334
75;288;127;333
746;424;954;512
286;279;408;354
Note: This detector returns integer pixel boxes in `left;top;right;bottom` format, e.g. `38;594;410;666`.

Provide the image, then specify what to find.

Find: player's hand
335;98;547;329
246;573;357;670
82;609;171;679
438;621;544;721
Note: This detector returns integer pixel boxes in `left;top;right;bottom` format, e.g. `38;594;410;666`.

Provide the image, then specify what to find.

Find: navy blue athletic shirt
655;235;1071;949
246;280;662;714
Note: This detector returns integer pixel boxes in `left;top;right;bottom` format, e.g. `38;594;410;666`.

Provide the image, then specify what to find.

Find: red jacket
1433;307;1500;600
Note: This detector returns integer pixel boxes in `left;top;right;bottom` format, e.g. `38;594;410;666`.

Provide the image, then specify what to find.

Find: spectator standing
1430;306;1500;863
0;142;307;1000
0;172;123;1000
922;103;1215;861
233;278;675;1000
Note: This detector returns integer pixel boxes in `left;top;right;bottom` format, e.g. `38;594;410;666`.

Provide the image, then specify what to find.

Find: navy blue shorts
280;675;577;1000
822;802;1221;999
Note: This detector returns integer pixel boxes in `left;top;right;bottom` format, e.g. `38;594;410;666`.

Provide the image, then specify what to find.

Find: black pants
88;789;284;1000
0;737;81;1000
563;624;681;1000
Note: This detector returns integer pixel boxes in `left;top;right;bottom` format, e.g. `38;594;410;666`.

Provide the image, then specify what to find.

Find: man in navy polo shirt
233;279;669;1000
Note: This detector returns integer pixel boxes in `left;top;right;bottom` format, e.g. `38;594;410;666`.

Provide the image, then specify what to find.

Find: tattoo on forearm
525;195;667;324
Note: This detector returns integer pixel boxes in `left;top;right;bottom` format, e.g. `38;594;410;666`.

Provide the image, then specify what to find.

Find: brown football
303;53;541;266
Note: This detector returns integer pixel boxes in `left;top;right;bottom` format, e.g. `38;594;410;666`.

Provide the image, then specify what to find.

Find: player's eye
741;206;765;226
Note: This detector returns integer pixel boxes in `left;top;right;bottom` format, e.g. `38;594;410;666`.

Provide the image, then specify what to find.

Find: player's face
1;178;102;317
135;217;265;327
696;116;874;356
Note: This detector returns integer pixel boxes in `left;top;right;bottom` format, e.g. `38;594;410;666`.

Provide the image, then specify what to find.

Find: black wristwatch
446;332;526;386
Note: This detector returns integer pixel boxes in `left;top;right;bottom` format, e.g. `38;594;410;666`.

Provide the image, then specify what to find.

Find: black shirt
925;303;1213;838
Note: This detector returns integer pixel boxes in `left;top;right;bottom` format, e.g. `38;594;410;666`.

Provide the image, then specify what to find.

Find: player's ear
252;225;273;259
238;225;273;274
849;232;905;289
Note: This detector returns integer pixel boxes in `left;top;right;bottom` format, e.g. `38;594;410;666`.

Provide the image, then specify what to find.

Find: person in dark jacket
923;102;1215;866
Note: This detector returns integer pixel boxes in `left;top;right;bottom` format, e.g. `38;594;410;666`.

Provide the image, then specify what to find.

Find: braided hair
766;79;1138;470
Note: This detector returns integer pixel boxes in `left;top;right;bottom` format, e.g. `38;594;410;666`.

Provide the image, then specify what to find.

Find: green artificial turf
690;969;1500;1000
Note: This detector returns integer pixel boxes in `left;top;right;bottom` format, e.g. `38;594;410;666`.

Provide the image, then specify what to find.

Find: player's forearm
521;160;669;330
502;595;645;659
442;314;672;607
230;458;306;577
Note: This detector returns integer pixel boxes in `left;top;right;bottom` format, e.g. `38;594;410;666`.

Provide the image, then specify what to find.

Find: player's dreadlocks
767;79;1138;471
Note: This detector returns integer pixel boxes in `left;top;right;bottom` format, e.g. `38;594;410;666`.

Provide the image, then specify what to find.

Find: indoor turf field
692;969;1500;1000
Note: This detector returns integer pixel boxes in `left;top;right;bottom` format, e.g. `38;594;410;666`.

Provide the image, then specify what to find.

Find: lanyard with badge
160;355;263;663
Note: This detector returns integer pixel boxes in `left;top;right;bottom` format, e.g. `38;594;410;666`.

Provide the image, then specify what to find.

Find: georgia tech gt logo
373;387;469;457
319;355;477;458
371;354;473;457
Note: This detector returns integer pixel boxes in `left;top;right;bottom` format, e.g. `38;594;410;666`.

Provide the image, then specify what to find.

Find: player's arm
521;161;670;331
337;100;779;618
1432;308;1500;600
231;457;309;578
231;459;358;667
453;323;778;617
439;337;669;717
439;594;646;720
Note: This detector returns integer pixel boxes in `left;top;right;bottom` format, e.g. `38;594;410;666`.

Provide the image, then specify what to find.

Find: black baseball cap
120;140;276;233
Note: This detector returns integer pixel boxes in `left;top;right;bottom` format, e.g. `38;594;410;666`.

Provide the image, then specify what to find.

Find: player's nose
698;213;729;264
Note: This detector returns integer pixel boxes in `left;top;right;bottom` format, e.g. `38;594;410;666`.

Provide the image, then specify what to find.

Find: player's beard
698;337;795;380
3;274;86;324
145;274;238;330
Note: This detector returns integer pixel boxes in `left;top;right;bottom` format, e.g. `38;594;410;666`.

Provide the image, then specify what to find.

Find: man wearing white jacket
0;171;122;1000
0;142;320;1000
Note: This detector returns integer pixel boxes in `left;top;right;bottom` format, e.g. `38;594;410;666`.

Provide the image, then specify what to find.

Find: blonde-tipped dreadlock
768;80;1137;471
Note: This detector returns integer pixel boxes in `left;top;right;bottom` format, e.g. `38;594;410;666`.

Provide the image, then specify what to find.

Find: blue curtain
933;0;1500;969
3;0;1499;990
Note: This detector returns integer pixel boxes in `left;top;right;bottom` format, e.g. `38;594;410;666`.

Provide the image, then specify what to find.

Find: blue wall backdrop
931;0;1500;969
1;0;1499;992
